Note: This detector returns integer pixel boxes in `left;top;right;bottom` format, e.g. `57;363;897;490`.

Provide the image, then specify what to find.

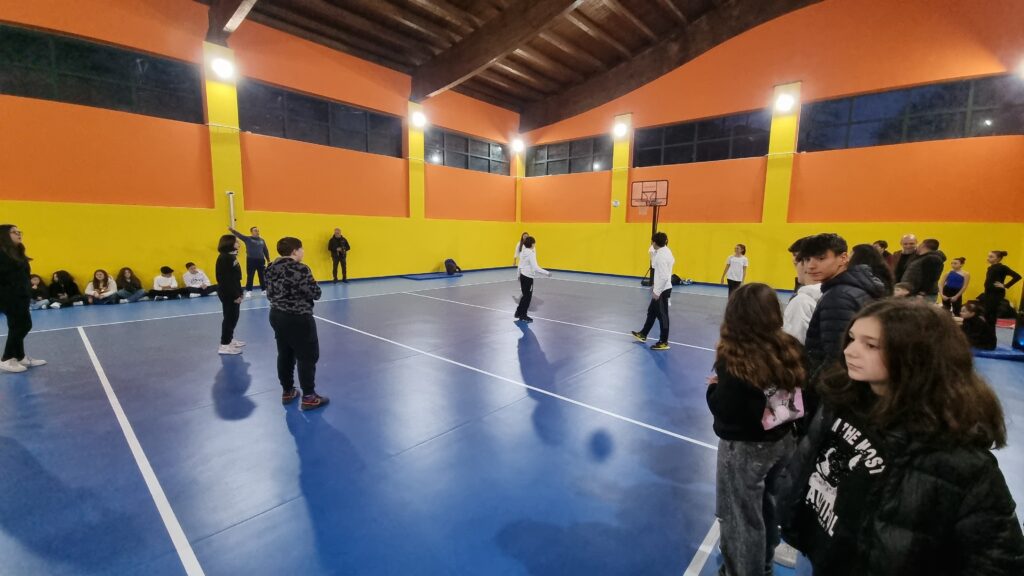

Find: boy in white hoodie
782;237;822;343
514;236;551;323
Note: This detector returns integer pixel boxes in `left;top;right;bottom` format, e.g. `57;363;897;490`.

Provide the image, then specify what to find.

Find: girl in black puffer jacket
778;299;1024;575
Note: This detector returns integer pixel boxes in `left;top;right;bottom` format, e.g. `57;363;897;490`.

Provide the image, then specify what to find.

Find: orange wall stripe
522;172;612;223
422;91;520;145
240;133;407;217
629;158;766;223
424;164;516;222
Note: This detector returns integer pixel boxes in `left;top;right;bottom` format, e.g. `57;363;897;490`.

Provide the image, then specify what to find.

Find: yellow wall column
408;101;426;219
610;113;632;225
762;82;802;224
202;42;244;220
514;147;525;223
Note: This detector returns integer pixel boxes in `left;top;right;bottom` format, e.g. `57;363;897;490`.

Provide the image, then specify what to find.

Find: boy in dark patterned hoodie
266;237;328;411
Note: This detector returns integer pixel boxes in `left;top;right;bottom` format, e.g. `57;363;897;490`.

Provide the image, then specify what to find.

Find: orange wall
0;0;207;62
241;133;407;217
522;172;611;223
0;96;213;208
424;165;515;222
628;158;766;223
422;91;519;144
526;0;1023;144
790;136;1024;223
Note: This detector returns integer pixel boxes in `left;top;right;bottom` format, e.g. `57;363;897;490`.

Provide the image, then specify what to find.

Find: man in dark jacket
229;225;271;297
892;233;918;282
800;233;886;379
267;237;328;411
902;238;945;299
327;228;351;283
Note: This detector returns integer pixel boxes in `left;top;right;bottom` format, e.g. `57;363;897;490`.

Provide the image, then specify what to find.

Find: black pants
941;285;963;315
183;285;219;296
515;275;534;318
332;253;347;281
727;280;741;296
641;289;671;343
982;288;1005;328
220;298;240;345
2;302;31;361
269;309;319;395
245;259;266;291
147;289;182;299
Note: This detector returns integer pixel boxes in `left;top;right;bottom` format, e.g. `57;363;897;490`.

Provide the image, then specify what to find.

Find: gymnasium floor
2;270;1021;576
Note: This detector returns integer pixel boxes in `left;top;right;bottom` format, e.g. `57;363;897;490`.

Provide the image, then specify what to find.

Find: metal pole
226;191;236;228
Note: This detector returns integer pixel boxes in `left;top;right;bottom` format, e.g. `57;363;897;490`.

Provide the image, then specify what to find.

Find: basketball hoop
631;180;670;286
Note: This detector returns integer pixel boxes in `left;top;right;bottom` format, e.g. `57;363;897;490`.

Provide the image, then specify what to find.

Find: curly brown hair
716;283;806;391
821;298;1006;449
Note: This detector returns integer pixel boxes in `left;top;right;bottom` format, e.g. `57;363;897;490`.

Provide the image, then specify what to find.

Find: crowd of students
706;232;1024;575
27;263;221;309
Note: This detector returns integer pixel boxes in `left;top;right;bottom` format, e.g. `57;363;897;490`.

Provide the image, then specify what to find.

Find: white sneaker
0;358;27;373
73;301;84;306
50;302;62;309
243;292;252;299
18;356;47;367
156;296;166;301
774;542;798;568
218;344;243;355
230;339;246;347
119;299;129;304
189;293;200;298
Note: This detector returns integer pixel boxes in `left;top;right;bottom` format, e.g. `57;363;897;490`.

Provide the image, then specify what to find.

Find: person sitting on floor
149;266;183;300
48;270;85;309
29;274;49;310
960;300;997;351
182;262;218;297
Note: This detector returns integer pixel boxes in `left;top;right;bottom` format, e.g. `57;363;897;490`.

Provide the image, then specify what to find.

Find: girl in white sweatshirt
84;269;118;304
514;236;551;323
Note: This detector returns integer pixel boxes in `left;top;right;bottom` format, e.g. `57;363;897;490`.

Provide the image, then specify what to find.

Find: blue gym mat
400;272;463;280
974;346;1024;362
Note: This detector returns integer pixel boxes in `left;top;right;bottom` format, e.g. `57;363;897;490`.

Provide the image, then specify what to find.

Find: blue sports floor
2;270;1022;576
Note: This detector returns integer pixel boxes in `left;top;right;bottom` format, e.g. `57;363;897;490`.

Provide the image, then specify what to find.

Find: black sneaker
650;341;670;351
282;388;299;405
521;316;534;323
301;393;330;411
631;331;647;342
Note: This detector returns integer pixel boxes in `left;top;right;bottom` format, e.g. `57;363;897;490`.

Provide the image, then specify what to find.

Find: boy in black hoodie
266;237;328;411
799;233;886;380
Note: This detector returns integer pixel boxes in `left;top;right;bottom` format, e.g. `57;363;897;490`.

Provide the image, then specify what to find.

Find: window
525;135;612;177
238;79;402;158
632;109;770;168
798;74;1024;152
0;23;203;123
425;127;509;175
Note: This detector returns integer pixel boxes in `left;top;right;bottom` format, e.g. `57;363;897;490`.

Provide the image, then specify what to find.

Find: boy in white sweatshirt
182;262;218;297
633;232;675;350
514;236;551;323
782;238;822;343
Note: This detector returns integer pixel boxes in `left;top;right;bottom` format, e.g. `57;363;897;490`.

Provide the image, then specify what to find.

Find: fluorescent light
593;162;601;170
430;153;441;164
775;93;796;112
210;58;235;80
613;122;628;138
984;119;993;126
511;138;524;152
411;111;427;128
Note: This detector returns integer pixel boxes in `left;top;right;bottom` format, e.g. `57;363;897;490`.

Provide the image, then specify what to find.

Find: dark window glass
634;127;662;148
662;144;693;165
424;127;443;149
547;159;569;175
969;106;1024;136
426;147;443;164
664;123;694;145
490;143;506;161
427;127;509;174
731;133;769;158
973;75;1024;107
0;65;55;99
907;82;968;113
135;57;198;93
635;147;662;167
526;162;543;177
57;74;133;111
532;146;547;162
289;119;329;146
368;131;401;156
905;112;964;142
333;129;367;152
136;88;202;123
569;157;592;173
747;109;773;132
368;113;400;135
696;118;728;140
800;124;847;151
593;153;612;171
695;139;730;162
593;136;613;155
0;26;52;68
469;155;490;172
286;92;328;123
570;138;593;157
851;91;909;121
469;139;489;157
847;120;902;147
547;142;569;160
489;160;508;175
445;132;468;152
804;98;851;125
54;39;134;83
445;151;468;169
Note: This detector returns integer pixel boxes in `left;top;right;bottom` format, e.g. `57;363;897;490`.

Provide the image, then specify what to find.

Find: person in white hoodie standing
514;236;551;323
513;231;529;280
633;232;675;350
782;237;822;344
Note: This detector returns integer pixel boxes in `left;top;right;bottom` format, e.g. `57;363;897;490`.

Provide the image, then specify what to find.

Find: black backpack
444;259;461;275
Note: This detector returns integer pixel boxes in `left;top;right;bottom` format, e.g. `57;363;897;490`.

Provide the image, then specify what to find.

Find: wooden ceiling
204;0;822;130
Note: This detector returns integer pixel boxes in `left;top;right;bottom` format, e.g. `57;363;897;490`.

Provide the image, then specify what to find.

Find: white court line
683;519;721;576
77;327;206;576
406;292;716;352
313;315;718;451
5;278;514;337
547;275;730;299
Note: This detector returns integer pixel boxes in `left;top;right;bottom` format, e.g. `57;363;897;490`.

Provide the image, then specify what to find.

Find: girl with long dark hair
779;299;1024;575
47;270;84;309
0;224;46;373
115;267;147;303
84;269;117;304
981;250;1020;327
707;283;807;575
848;243;895;296
29;274;49;311
216;234;245;355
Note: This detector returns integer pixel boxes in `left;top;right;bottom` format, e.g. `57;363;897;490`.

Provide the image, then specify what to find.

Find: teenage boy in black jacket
266;237;328;411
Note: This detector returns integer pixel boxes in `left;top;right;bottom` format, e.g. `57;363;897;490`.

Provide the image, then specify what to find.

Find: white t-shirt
153;275;178;290
726;255;748;282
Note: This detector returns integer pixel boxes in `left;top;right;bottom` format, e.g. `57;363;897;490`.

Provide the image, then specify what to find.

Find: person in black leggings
981;251;1021;330
215;235;245;355
0;224;46;373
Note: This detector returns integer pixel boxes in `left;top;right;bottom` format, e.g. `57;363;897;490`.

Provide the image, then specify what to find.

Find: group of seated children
892;282;1000;350
29;263;218;310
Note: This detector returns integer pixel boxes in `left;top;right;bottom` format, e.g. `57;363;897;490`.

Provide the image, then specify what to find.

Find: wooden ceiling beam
290;0;438;62
564;11;631;59
513;47;585;84
602;0;656;42
347;0;461;49
206;0;259;45
492;59;562;93
410;0;583;101
405;0;478;35
537;30;605;72
477;69;547;101
520;0;824;130
656;0;689;25
249;8;412;72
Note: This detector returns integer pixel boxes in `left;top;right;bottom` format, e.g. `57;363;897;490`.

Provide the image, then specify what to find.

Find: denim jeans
116;288;147;303
30;299;49;310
